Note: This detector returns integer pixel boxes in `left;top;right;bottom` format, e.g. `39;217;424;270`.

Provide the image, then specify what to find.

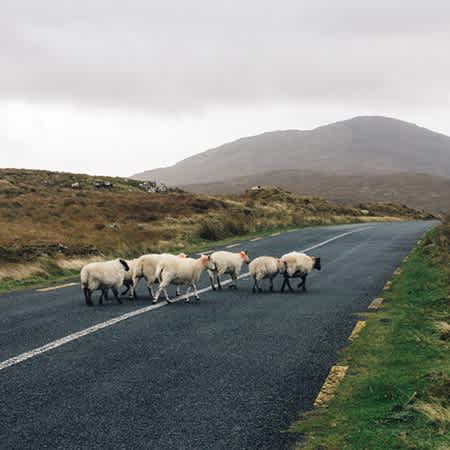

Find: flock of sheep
80;249;321;306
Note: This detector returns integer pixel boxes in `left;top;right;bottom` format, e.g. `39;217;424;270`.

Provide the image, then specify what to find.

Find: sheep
208;250;250;290
280;251;321;293
80;259;130;306
248;256;286;293
131;253;187;299
153;255;215;303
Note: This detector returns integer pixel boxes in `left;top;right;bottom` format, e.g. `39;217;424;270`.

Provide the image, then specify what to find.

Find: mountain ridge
133;116;450;185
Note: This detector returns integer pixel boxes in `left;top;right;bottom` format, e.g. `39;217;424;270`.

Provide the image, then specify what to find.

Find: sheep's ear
240;250;248;258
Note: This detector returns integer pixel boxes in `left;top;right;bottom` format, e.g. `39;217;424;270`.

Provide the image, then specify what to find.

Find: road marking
196;250;214;256
225;243;240;248
37;283;78;292
250;237;262;242
0;225;373;372
314;365;349;407
301;227;372;253
348;321;366;341
270;232;281;237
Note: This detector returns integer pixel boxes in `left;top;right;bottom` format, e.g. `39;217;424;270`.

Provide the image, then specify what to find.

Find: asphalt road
0;221;435;449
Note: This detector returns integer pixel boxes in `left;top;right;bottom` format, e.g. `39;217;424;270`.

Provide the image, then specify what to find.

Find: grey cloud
1;0;450;112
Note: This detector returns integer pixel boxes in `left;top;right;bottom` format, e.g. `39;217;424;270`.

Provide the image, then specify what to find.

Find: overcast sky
2;1;449;176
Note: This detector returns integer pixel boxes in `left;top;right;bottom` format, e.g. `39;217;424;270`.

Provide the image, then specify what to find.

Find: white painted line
0;301;166;371
37;283;78;292
226;243;240;248
250;237;262;242
0;225;373;372
270;232;281;237
196;250;214;256
302;227;373;253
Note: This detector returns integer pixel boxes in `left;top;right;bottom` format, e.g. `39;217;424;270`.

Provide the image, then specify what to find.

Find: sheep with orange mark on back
280;251;321;293
153;255;215;304
208;250;251;290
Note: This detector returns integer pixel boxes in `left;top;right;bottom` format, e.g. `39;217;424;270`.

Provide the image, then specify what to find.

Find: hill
182;171;450;214
133;116;450;186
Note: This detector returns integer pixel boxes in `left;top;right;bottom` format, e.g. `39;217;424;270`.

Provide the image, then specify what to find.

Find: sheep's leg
269;276;274;292
192;282;200;301
253;277;262;293
84;287;93;306
281;276;294;293
121;284;130;297
147;282;155;300
155;283;171;304
208;270;216;291
228;272;238;289
112;287;122;304
131;275;140;299
297;274;307;292
98;289;105;305
176;286;182;296
214;273;221;290
185;285;192;303
252;276;258;293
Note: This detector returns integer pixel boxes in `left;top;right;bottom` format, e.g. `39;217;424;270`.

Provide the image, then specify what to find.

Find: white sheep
280;251;321;293
153;255;215;303
208;250;250;290
80;259;130;306
131;253;187;299
248;256;286;293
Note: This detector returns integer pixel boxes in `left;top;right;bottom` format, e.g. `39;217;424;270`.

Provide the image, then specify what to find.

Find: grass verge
291;220;450;450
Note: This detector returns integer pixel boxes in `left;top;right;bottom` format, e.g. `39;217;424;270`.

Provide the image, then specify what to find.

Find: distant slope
133;116;450;185
182;171;450;214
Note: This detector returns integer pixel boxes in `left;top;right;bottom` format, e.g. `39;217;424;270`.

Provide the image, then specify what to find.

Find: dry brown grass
413;399;450;431
0;263;48;281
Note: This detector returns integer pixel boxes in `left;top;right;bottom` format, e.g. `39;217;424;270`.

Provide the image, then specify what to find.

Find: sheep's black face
314;257;321;271
119;259;130;271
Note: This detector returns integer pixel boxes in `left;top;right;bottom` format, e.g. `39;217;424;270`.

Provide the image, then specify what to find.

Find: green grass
291;227;450;450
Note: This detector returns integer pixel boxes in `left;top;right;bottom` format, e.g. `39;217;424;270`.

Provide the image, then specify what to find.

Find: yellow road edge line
250;237;262;242
270;232;281;237
348;320;367;341
314;365;349;407
368;297;384;310
226;243;240;248
37;282;78;293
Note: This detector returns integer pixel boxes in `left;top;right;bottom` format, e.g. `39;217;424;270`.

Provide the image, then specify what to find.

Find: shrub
197;218;224;241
